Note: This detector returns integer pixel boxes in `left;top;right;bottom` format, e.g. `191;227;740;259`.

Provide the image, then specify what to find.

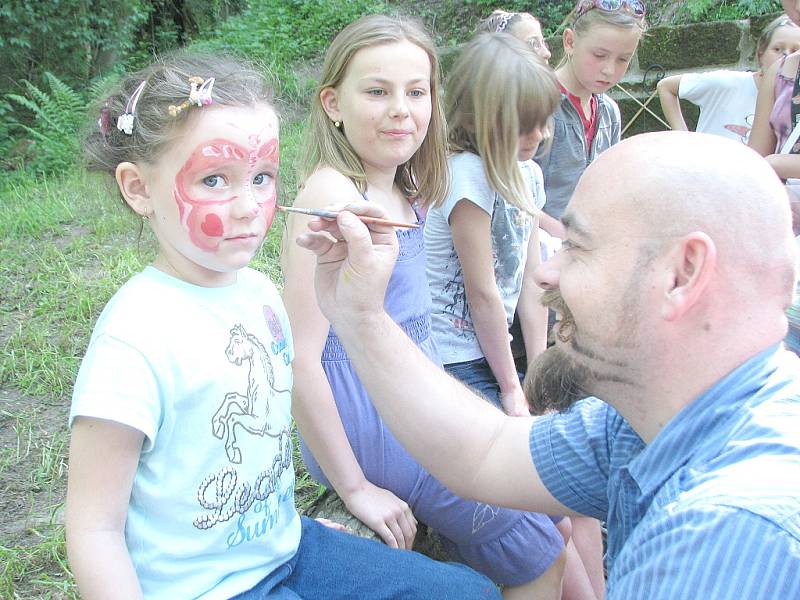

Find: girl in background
658;14;800;143
536;0;646;239
750;3;800;178
749;0;800;356
425;32;600;600
283;15;569;600
425;31;555;418
478;9;553;63
66;53;495;599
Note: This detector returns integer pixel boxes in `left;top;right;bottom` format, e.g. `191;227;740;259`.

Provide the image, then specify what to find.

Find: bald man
297;132;800;600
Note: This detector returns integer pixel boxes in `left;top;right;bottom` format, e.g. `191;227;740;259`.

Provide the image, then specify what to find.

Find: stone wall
543;12;782;136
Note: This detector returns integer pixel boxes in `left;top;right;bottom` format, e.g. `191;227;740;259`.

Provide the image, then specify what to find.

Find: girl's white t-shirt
679;69;758;143
424;152;541;365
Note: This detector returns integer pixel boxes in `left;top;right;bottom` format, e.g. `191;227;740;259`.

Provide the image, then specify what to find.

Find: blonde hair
559;1;647;68
447;33;559;213
300;14;448;208
477;10;540;35
84;53;273;183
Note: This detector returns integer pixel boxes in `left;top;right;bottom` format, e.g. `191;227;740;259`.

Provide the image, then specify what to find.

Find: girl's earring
142;209;151;221
334;120;341;129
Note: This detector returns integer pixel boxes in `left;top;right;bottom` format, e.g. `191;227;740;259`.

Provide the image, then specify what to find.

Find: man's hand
296;203;399;327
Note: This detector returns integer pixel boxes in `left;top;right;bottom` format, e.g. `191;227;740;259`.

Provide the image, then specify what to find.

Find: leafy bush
392;0;574;44
679;0;782;21
190;0;386;106
0;1;150;95
5;74;86;175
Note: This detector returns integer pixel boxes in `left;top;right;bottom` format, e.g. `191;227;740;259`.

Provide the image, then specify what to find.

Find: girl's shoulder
295;167;364;210
448;150;483;171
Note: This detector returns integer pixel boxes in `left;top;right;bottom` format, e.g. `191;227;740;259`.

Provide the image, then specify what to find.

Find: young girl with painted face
659;14;800;143
536;0;646;239
478;9;552;63
66;53;499;600
282;15;569;600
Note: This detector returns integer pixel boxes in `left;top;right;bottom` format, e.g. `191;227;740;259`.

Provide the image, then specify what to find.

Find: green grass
0;526;76;600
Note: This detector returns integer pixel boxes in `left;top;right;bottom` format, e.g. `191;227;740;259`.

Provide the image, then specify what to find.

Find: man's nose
533;254;560;290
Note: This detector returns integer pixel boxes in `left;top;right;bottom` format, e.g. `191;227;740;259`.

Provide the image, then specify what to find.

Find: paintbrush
277;205;419;229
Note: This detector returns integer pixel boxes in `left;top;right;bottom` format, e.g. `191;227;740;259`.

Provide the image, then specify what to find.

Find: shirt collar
627;344;792;496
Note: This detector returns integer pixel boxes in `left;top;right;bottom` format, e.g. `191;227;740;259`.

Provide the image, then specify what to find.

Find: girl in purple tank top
750;9;800;176
282;14;577;599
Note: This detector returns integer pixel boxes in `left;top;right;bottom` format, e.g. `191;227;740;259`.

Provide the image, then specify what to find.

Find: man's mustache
540;288;575;343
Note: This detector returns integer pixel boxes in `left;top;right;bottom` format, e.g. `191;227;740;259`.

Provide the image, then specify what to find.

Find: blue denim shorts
232;517;501;599
445;358;514;410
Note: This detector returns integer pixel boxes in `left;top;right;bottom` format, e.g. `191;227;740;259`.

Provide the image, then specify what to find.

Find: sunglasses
528;37;549;53
575;0;646;21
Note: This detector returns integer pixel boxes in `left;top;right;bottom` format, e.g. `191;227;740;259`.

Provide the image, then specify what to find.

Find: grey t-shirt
424;152;541;365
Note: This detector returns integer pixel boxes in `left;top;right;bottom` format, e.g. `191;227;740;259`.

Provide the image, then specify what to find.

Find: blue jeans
445;358;518;411
231;517;501;599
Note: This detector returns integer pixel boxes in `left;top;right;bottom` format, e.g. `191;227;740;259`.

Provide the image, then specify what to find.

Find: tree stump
305;488;449;561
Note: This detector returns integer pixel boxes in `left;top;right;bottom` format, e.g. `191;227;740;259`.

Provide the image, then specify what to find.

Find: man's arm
296;205;572;515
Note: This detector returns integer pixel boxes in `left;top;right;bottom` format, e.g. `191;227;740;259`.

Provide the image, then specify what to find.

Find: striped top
530;344;800;599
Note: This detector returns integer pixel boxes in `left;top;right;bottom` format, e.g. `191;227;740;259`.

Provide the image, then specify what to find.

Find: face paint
173;136;279;251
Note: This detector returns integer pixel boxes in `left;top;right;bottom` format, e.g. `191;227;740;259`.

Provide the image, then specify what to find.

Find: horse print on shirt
211;323;289;464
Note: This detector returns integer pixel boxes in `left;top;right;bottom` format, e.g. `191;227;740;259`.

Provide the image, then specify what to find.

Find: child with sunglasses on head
282;15;572;600
535;0;646;240
658;14;800;144
65;52;500;600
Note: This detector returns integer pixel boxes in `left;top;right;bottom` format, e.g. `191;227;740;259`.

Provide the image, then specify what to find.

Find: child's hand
501;387;532;417
343;480;417;550
314;517;350;533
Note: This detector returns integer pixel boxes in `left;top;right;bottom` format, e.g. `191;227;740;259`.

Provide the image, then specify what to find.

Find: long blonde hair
300;14;448;207
447;33;559;213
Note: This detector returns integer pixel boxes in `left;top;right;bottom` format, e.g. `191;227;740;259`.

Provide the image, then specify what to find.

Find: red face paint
173;137;279;251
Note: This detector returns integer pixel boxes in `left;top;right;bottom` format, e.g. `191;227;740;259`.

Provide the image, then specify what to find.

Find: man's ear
319;87;341;123
660;233;717;322
115;162;152;217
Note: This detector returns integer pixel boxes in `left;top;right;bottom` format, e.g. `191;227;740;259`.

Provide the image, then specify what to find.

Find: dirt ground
0;385;72;596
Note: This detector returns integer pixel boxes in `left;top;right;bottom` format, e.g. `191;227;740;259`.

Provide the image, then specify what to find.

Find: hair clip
168;76;215;117
495;12;514;32
117;80;147;136
97;104;111;136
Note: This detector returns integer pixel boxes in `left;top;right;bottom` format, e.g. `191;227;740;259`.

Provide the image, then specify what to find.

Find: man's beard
524;288;592;414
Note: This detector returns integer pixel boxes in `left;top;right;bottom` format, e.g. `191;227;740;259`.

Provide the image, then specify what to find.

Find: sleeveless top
769;55;795;152
300;204;441;488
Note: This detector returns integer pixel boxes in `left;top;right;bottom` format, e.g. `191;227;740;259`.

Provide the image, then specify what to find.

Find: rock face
305;489;449;561
637;21;744;70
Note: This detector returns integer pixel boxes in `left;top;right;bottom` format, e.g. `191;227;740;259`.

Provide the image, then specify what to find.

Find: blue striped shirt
530;345;800;599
